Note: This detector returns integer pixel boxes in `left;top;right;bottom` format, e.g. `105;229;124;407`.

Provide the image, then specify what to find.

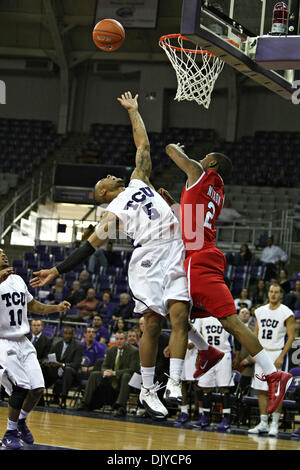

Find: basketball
93;19;125;52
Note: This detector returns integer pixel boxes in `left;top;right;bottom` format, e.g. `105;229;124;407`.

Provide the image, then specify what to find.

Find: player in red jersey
159;143;292;414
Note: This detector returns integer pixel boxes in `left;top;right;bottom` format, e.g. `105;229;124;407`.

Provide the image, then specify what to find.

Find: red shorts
184;247;236;319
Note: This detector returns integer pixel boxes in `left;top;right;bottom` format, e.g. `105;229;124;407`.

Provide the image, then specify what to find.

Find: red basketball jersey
180;170;224;254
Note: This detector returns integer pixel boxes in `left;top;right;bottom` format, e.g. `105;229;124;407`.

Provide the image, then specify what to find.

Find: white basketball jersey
104;179;181;247
255;303;294;350
0;275;33;339
199;317;232;353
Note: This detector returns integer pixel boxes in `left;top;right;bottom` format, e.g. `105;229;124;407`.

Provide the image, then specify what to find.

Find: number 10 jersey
0;275;33;339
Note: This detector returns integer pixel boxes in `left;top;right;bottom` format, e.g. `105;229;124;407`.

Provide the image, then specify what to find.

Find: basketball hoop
159;34;224;109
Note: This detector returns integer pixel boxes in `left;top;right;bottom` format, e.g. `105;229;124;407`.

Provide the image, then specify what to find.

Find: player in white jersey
30;92;220;420
194;316;234;432
0;249;71;449
248;283;295;437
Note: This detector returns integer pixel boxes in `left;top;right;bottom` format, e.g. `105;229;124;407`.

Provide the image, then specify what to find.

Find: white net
159;34;224;109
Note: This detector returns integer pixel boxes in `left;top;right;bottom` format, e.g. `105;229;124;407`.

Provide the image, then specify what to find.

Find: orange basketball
93;19;125;52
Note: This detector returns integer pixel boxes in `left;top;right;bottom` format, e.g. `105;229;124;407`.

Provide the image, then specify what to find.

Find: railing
0;170;52;245
215;210;294;256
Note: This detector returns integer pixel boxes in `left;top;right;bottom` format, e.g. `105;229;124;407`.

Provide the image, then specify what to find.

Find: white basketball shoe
139;383;168;420
163;374;183;404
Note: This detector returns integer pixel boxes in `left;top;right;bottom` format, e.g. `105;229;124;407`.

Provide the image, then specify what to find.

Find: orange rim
159;33;215;57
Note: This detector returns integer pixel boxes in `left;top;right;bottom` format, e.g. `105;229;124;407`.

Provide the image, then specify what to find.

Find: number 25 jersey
0;275;33;340
180;170;224;254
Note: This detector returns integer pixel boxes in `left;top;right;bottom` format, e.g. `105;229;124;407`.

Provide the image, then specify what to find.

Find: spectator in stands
127;329;139;348
42;327;83;409
294;202;300;241
74;287;99;321
283;280;300;311
97;291;115;326
248;306;257;329
234;288;252;311
88;240;117;274
76;331;140;416
250;279;268;306
112;293;134;322
47;277;67;305
279;268;291;295
217;200;242;225
112;317;127;335
88;247;108;273
26;319;52;366
104;240;116;267
90;314;110;343
65;280;85;307
237;244;252;265
260;236;288;281
79;327;106;381
79;270;93;295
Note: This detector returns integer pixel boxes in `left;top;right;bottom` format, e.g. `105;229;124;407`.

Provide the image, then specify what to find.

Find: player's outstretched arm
30;212;118;288
27;299;71;315
158;188;177;207
117;91;152;187
166;143;203;187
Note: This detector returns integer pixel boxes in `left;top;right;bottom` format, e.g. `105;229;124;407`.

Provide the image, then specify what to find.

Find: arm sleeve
56;241;95;275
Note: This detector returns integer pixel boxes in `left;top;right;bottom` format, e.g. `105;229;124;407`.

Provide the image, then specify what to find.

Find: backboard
180;0;300;100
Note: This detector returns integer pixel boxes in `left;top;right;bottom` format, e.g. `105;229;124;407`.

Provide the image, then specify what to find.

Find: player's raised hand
30;267;58;288
0;267;14;284
117;91;139;111
158;188;176;207
57;301;71;312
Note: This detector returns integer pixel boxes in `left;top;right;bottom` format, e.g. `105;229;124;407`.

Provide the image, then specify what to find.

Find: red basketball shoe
193;345;225;379
256;370;293;414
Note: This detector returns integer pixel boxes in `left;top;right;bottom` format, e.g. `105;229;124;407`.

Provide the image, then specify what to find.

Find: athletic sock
140;366;155;389
260;414;268;424
170;358;184;379
7;418;18;431
272;412;280;425
188;326;209;350
181;405;188;414
18;409;29;421
253;349;277;376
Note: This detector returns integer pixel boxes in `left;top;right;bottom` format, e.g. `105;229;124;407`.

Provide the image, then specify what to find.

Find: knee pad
8;386;28;410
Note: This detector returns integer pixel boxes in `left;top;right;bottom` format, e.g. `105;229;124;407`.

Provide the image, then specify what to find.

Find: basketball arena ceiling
0;0;184;66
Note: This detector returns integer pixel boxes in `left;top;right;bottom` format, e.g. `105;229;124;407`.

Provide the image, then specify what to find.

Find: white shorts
181;346;198;381
251;349;288;391
0;336;45;395
128;239;190;316
197;351;234;388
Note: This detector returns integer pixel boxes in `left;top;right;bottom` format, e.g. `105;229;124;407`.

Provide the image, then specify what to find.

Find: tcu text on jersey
2;292;26;307
123;186;159;220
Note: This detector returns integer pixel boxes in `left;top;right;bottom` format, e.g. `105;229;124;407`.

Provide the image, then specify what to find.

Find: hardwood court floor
0;406;300;451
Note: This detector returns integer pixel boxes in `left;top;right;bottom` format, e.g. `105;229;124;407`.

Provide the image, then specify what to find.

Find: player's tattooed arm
166;143;204;187
118;91;153;187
